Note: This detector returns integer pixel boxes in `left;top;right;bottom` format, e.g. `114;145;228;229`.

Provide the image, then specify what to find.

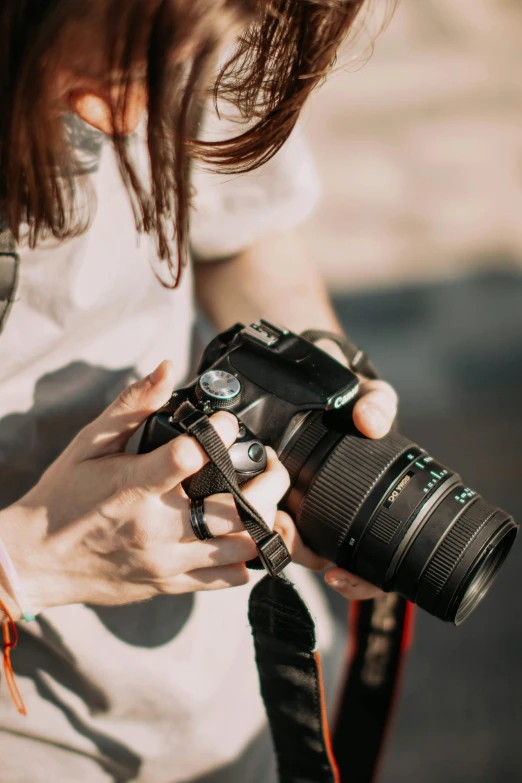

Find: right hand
0;361;290;619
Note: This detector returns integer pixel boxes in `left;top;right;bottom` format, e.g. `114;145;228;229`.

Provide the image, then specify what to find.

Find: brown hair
0;0;368;285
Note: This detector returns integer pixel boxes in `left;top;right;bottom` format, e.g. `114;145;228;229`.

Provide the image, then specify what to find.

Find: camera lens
453;530;516;625
280;412;517;624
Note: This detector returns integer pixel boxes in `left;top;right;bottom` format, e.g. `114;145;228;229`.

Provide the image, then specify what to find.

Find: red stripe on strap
401;601;416;653
314;652;341;783
372;601;416;783
1;600;27;716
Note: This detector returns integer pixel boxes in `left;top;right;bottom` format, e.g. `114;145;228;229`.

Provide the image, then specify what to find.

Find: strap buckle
257;533;292;577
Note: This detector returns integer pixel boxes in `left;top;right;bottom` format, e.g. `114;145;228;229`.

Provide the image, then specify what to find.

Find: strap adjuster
257;533;292;577
175;406;208;433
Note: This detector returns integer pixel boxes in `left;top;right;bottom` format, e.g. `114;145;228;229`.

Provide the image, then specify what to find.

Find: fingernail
149;362;165;386
325;575;352;590
325;575;357;590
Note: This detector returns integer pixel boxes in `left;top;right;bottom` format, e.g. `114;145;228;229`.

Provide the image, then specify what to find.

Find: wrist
0;503;50;620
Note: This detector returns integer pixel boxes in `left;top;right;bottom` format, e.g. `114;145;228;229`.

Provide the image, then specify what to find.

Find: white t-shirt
0;117;335;783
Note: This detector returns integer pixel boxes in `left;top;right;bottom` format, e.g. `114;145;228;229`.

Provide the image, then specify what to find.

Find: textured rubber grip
369;508;404;545
295;430;412;563
282;414;330;485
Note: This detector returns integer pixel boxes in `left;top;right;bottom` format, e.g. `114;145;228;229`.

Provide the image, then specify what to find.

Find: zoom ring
415;497;498;610
297;431;412;563
369;508;404;545
283;413;330;485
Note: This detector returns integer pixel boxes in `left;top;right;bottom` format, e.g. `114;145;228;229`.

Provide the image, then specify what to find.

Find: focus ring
296;431;412;563
415;497;498;610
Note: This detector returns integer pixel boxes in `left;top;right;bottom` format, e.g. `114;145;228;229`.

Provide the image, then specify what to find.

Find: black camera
139;320;518;624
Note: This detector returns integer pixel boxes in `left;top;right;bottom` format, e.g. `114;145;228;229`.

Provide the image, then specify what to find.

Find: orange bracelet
0;600;27;715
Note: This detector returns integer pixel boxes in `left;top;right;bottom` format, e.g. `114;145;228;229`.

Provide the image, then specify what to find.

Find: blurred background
302;1;522;781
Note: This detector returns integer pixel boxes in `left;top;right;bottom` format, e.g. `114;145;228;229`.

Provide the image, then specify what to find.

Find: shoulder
190;109;322;260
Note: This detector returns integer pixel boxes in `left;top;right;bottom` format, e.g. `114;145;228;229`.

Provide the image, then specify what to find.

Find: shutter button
248;443;265;463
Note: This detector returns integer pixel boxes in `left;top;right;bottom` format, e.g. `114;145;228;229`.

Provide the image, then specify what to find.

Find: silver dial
197;371;242;408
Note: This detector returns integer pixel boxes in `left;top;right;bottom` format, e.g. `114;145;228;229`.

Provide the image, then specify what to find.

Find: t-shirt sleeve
189;115;322;261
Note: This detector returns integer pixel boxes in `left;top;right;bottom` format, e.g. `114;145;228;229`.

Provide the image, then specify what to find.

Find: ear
69;83;147;136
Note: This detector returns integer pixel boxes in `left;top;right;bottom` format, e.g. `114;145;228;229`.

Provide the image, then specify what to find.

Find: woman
0;2;398;781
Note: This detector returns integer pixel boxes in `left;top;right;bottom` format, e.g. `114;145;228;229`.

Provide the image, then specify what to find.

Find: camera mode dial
196;370;242;409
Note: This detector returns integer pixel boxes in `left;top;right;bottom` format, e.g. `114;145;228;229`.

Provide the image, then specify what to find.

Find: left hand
275;376;398;601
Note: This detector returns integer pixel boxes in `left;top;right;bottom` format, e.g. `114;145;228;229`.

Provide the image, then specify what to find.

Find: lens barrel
281;412;517;624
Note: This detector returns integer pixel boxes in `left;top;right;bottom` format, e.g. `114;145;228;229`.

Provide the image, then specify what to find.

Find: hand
274;374;398;601
0;362;289;620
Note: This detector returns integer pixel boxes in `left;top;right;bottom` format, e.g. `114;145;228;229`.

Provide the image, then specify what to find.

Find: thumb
76;360;176;458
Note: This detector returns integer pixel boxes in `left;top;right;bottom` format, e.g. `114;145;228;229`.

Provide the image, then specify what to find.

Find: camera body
139;320;360;477
140;320;517;624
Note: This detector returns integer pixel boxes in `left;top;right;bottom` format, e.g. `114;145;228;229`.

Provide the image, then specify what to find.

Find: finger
77;360;177;458
273;511;330;572
131;411;239;493
248;447;290;505
135;533;257;583
181;532;258;571
183;496;278;540
178;447;289;539
353;379;398;439
324;567;385;600
176;563;250;591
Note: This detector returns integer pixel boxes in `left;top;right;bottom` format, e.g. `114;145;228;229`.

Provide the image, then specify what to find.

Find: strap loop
175;402;292;577
300;329;379;380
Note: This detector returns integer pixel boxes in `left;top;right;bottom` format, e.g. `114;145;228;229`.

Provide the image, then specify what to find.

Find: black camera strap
332;595;414;783
176;376;414;782
300;330;380;382
176;402;340;782
175;401;292;576
301;330;415;782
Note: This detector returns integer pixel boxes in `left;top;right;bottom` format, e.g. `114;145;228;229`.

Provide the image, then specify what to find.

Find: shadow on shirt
1;361;203;778
0;360;197;644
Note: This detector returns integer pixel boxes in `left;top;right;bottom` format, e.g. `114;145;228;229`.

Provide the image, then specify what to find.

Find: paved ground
330;269;522;782
303;0;522;291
